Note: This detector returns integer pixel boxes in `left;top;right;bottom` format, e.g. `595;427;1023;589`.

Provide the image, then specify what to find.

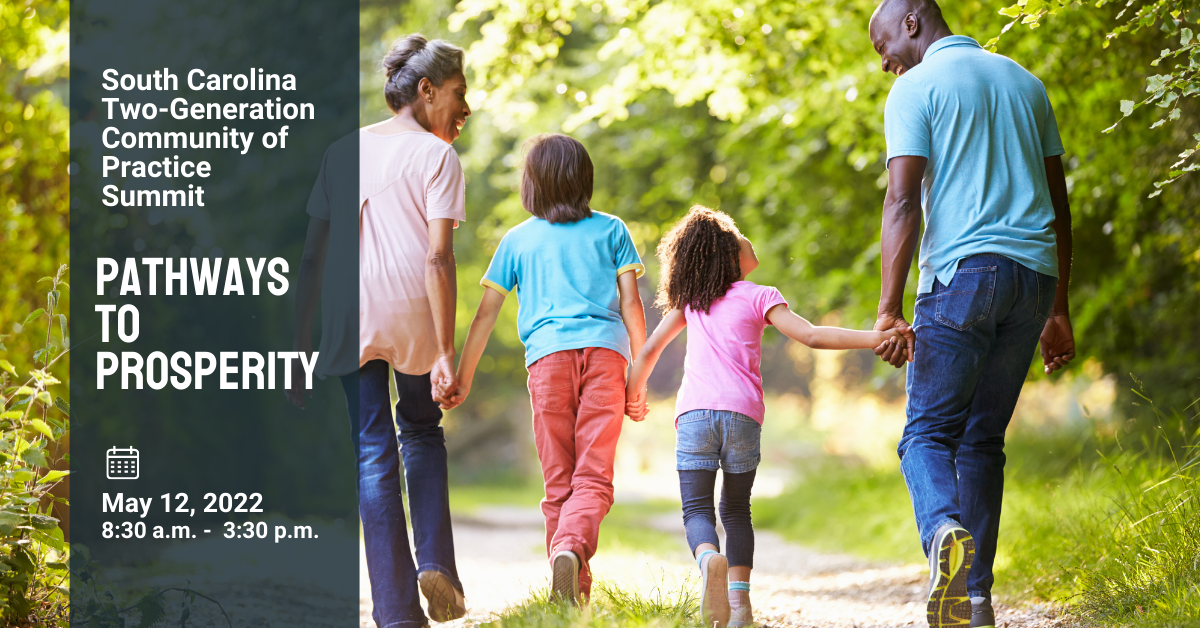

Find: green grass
754;458;923;563
449;481;685;558
478;581;700;628
755;397;1200;628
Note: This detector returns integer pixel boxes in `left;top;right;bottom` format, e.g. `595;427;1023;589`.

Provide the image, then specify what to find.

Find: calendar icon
106;447;139;480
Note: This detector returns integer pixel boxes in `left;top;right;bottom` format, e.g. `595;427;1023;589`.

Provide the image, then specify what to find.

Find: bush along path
358;504;1066;628
1;265;71;626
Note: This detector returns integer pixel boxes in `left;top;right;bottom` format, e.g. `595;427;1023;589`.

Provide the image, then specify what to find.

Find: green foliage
371;0;1200;418
0;266;70;626
1064;396;1200;626
481;581;699;627
755;459;922;562
0;0;70;369
756;390;1200;625
991;0;1200;192
68;545;234;628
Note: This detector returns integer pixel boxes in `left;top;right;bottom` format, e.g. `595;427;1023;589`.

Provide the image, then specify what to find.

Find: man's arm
426;218;458;403
286;216;329;409
1040;155;1075;373
874;155;925;367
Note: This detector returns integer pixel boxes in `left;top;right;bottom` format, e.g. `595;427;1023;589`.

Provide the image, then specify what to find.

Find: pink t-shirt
358;129;466;374
675;281;788;424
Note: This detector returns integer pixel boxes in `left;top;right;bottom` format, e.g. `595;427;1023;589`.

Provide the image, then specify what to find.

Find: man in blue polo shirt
867;0;1077;626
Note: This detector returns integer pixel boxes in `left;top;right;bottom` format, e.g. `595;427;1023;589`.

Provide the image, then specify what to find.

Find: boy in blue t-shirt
450;134;646;603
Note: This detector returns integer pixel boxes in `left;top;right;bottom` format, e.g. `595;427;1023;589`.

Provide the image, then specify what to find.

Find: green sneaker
926;523;975;628
970;596;995;628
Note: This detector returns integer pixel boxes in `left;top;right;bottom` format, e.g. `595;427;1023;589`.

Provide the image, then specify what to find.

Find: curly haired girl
625;205;905;628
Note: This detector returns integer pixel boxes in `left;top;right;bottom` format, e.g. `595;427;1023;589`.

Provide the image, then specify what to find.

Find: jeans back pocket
724;413;762;453
935;266;997;331
676;411;714;454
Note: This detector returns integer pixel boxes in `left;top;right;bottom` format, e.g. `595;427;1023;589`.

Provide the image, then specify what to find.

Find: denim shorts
675;409;762;474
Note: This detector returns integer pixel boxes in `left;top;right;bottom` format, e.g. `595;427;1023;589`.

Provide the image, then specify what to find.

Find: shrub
0;265;71;626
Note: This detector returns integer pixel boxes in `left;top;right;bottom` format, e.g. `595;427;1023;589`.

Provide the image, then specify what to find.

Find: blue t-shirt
481;211;645;366
884;35;1065;293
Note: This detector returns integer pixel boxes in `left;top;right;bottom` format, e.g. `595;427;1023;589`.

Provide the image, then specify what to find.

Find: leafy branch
987;0;1200;194
1;264;70;625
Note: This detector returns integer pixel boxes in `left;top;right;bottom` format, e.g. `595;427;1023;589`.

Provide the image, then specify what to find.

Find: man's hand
625;386;648;422
874;313;915;367
430;354;458;407
1040;314;1075;374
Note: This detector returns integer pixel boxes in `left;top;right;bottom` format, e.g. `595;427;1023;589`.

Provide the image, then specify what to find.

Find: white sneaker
417;570;466;622
551;550;580;605
697;551;730;628
728;587;754;627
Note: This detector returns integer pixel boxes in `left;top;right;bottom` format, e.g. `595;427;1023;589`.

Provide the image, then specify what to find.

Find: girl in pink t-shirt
625;206;906;628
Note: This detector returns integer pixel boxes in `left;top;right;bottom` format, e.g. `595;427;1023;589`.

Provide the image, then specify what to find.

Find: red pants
527;347;626;597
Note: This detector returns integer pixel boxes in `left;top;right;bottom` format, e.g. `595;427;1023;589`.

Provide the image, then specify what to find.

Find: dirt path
358;506;1066;628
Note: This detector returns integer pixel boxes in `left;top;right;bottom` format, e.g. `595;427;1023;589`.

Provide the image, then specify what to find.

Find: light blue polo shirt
481;211;645;366
884;35;1065;293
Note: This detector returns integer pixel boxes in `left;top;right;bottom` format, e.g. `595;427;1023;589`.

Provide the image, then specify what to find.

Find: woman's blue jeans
342;360;462;628
898;254;1056;600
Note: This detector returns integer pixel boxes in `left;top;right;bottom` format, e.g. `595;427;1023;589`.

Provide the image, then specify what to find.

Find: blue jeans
344;361;462;628
676;410;762;568
899;254;1055;599
676;409;762;474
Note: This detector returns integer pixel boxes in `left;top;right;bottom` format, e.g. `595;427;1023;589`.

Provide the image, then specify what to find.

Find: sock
728;581;750;592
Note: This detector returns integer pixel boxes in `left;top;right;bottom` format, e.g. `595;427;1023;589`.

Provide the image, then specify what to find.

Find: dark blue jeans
899;254;1056;600
343;360;461;628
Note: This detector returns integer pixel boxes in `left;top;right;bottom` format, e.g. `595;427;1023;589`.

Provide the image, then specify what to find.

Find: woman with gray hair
357;34;471;626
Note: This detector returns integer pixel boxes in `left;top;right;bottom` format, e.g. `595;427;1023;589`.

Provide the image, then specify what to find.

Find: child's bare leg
694;542;719;559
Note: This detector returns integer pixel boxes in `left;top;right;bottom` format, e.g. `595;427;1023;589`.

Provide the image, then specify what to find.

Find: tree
365;0;1199;411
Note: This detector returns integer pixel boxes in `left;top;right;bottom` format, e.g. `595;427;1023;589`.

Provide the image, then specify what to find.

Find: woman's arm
618;270;647;363
426;218;458;405
445;287;507;409
286;216;329;409
766;304;903;351
625;308;687;421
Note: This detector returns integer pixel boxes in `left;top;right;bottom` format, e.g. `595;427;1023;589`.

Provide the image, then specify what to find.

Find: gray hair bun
383;34;465;113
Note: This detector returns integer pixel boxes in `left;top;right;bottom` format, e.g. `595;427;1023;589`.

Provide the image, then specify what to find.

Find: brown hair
382;34;465;114
520;134;594;224
654;205;742;314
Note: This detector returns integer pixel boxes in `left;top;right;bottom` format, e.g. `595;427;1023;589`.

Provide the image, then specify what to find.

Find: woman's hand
284;373;311;409
430;353;458;407
440;376;470;410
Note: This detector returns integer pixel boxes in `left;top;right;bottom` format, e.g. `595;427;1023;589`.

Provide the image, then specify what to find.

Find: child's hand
625;386;648;422
439;375;471;410
874;330;907;359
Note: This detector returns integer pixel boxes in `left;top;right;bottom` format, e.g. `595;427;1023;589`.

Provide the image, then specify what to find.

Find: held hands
284;349;315;409
430;354;462;410
625;385;648;422
1040;313;1075;374
873;313;915;368
440;376;470;410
